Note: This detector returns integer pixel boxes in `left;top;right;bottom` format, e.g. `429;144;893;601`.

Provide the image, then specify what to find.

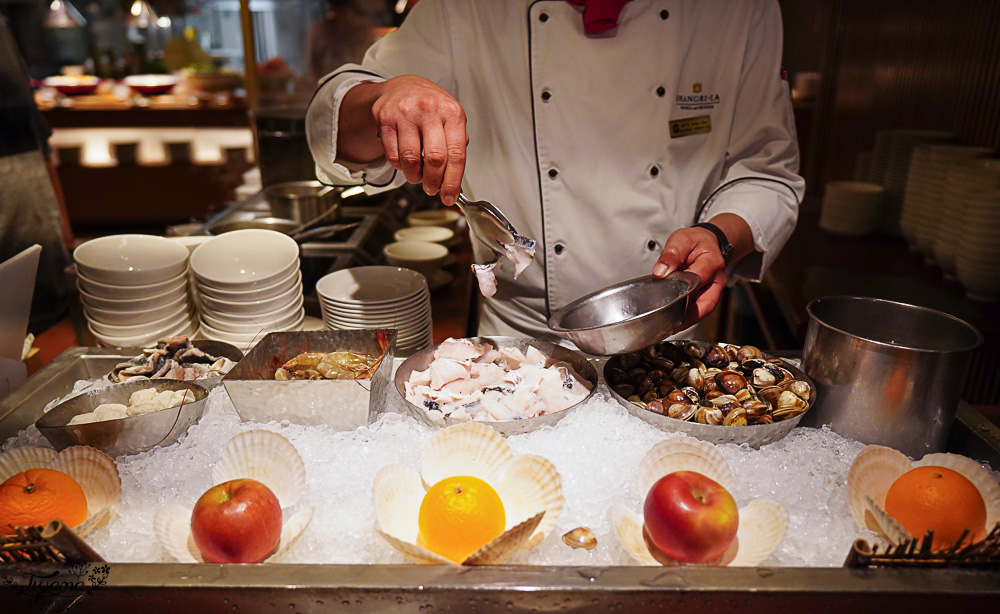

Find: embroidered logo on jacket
676;82;720;111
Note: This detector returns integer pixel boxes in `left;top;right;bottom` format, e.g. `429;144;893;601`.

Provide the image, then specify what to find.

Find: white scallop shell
492;454;563;549
372;464;425;548
212;429;306;508
915;452;1000;529
845;445;912;530
638;436;734;494
864;496;912;544
420;422;514;489
609;499;787;567
153;502;314;564
0;446;57;482
464;512;544;565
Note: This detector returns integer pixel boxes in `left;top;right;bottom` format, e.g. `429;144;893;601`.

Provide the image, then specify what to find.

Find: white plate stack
818;181;886;237
879;129;955;235
74;235;196;347
932;158;1000;280
316;266;433;357
956;189;1000;302
189;229;305;349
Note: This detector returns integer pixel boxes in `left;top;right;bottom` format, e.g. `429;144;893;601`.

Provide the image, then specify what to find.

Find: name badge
669;115;712;138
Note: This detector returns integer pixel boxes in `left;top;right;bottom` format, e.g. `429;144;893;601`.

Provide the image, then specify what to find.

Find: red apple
643;470;739;564
190;478;282;564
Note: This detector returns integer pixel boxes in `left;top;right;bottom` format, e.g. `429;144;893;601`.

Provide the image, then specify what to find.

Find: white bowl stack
879;129;955;235
316;266;433;357
956;189;1000;302
932;158;1000;280
818;181;886;237
74;234;195;347
189;229;304;348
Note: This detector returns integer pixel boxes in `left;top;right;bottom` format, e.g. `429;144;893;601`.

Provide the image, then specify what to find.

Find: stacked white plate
879;129;955;235
189;229;305;348
932;158;1000;280
316;266;433;357
956;189;1000;302
818;181;886;237
75;234;196;347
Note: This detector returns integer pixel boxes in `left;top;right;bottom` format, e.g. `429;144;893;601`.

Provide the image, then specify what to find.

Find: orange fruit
883;465;987;550
0;468;89;535
418;475;505;562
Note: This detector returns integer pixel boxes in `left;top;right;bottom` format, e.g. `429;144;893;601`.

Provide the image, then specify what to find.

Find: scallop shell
610;504;659;566
212;429;306;508
638;436;734;494
864;495;912;544
153;502;314;564
420;422;514;490
464;512;544;565
492;454;563;548
0;446;57;482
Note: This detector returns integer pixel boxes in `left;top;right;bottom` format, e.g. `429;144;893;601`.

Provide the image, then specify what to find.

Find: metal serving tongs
455;193;536;264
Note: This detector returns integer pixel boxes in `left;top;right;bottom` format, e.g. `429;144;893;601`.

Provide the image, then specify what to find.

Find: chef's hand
337;75;468;206
652;213;754;330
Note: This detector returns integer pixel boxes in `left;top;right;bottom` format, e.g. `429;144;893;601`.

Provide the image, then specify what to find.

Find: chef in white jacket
307;0;803;342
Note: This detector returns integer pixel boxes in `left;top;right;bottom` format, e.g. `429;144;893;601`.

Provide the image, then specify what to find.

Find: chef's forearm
337;81;386;165
706;212;754;265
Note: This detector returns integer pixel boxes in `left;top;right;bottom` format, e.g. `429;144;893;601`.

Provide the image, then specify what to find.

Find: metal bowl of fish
394;336;599;436
604;340;816;448
106;336;243;386
36;379;210;457
547;272;701;356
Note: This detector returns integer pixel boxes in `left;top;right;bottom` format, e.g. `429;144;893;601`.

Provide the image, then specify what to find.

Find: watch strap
691;222;733;263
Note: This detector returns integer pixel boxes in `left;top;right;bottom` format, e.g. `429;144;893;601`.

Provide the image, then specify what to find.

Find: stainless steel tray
2;347;1000;611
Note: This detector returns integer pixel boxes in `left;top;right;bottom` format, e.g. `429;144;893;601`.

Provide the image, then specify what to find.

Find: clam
680;387;701;405
723;406;748;427
684;343;706;360
686;368;706;392
667;402;698;421
663;388;690;405
695;405;724;425
773;390;809;420
613;383;635;398
751;367;777;388
562;526;597;550
782;379;812;401
736;345;763;363
154;429;313;563
743;398;770;417
715;371;748;395
619;351;642;370
646;399;666;415
703;345;730;368
374;422;563;564
0;445;122;537
613;437;787;566
846;445;1000;546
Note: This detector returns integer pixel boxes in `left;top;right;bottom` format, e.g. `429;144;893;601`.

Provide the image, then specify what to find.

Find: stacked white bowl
75;234;195;347
189;229;304;347
879;129;955;235
316;266;433;357
818;181;886;237
932;158;1000;280
956;189;1000;302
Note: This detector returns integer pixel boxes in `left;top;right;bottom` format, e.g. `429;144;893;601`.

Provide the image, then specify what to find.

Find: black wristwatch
691;222;734;264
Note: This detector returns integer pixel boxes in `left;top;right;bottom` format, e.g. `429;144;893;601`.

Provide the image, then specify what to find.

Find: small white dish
74;234;190;286
190;229;300;290
316;266;427;305
383;241;448;279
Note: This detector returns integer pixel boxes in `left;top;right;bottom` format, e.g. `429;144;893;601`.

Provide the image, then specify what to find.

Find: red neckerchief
566;0;633;34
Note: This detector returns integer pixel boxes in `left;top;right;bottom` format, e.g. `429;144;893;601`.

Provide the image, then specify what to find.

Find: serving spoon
455;193;536;265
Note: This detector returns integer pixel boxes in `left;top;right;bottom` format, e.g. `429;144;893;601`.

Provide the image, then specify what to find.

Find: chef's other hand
651;213;753;330
339;75;468;206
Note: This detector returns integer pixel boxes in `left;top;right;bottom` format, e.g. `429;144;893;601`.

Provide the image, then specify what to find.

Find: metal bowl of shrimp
393;336;599;436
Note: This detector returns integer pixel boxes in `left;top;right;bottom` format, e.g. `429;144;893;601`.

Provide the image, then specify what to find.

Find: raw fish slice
845;445;913;530
524;346;547;367
429;358;472;391
464;512;544;564
267;506;315;563
728;499;788;567
407;367;431;387
154;504;202;563
49;446;122;518
915;452;1000;527
609;504;659;566
492;454;563;548
468;362;507;388
638;437;734;495
212;430;306;508
420;422;513;489
472;263;498;298
498;347;527;370
372;464;424;542
0;446;57;482
434;338;491;361
504;241;535;279
864;495;913;544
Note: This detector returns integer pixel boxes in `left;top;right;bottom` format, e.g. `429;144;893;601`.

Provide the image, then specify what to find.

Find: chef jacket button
647;240;658;251
541;90;552;102
548;168;559;178
660;10;670;19
554;244;565;255
650;165;660;177
540;12;549;22
656;86;666;97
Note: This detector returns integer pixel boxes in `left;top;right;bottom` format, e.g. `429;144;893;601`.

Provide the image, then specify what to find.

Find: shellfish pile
605;341;813;427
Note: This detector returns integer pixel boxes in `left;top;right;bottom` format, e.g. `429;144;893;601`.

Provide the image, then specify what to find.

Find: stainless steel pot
208;217;361;243
800;296;983;457
263;181;340;224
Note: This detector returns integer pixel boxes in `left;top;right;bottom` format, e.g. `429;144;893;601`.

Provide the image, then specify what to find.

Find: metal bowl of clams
604;341;816;448
393;336;599;436
36;379;210;457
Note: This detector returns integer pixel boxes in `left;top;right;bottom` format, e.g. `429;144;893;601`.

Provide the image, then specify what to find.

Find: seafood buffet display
273;351;382;380
402;337;593;423
109;335;237;383
67;387;197;425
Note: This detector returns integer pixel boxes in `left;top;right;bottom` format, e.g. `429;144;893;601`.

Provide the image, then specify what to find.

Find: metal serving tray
2;348;1000;612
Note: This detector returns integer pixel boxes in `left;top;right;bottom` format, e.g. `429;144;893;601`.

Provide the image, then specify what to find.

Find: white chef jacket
307;0;803;342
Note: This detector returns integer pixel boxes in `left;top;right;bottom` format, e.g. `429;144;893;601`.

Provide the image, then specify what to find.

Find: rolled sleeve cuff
698;179;799;283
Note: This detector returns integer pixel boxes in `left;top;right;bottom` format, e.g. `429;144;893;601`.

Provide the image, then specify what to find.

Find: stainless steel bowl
35;379;209;457
547;272;700;356
263;181;340;224
393;336;599;436
604;341;817;448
